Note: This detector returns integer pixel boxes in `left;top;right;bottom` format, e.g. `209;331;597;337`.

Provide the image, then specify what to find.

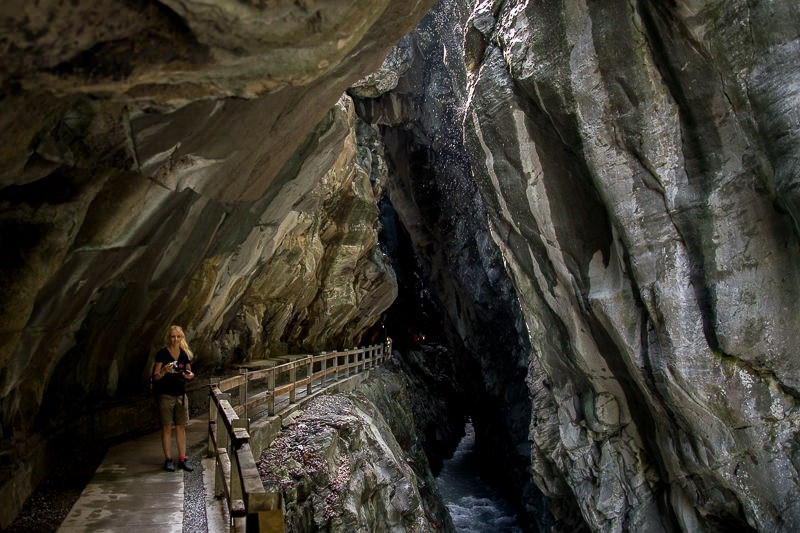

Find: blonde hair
164;324;193;359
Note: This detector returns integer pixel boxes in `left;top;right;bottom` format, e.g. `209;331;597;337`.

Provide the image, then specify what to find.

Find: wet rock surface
257;369;454;532
460;1;800;530
2;1;800;531
355;0;800;530
0;0;434;526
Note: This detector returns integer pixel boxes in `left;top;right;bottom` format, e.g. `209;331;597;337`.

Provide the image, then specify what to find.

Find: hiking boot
178;459;193;472
164;459;175;472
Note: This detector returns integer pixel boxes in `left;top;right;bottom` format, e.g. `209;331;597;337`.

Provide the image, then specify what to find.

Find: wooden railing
207;339;391;532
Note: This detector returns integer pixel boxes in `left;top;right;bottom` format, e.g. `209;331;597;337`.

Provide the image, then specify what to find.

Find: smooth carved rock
0;0;434;527
0;0;429;103
352;1;555;529
459;0;800;530
352;0;800;530
3;0;800;531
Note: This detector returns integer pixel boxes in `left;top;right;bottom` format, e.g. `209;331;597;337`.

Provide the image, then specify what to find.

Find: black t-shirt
154;347;191;396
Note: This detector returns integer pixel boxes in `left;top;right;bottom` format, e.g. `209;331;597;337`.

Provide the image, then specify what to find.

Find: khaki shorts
158;394;189;426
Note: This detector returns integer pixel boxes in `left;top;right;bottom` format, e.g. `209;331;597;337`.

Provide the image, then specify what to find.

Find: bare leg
161;425;173;459
176;424;187;458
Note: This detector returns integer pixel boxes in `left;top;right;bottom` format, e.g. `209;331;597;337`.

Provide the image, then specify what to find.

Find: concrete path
56;357;381;532
58;416;214;532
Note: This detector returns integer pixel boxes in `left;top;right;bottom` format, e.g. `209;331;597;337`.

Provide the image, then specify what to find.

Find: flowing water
436;421;523;532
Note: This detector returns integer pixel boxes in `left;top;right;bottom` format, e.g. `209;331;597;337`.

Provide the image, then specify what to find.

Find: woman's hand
182;368;195;381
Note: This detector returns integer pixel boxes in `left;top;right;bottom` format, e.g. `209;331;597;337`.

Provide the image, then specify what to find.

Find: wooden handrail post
268;367;276;416
213;391;231;499
230;419;248;512
215;393;231;451
289;363;296;404
208;379;218;457
306;356;313;396
239;368;249;426
321;352;327;386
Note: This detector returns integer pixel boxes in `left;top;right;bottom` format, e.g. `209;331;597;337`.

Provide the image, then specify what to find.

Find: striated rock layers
0;0;433;527
258;367;455;532
350;2;549;528
2;0;800;531
354;0;800;531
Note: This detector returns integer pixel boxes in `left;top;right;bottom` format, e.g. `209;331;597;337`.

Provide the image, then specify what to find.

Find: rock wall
257;367;455;532
2;0;800;531
0;0;433;527
355;0;800;531
351;3;562;529
467;1;800;530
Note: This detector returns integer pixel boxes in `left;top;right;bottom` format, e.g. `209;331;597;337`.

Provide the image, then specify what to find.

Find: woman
152;324;196;472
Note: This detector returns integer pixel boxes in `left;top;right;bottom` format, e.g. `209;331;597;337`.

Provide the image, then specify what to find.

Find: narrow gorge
1;1;799;532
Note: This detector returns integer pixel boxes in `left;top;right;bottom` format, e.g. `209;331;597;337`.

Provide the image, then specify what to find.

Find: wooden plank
236;443;266;496
216;448;232;500
273;383;294;397
218;399;240;434
310;353;327;364
233;427;250;444
294;375;312;388
263;360;294;378
219;374;246;391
